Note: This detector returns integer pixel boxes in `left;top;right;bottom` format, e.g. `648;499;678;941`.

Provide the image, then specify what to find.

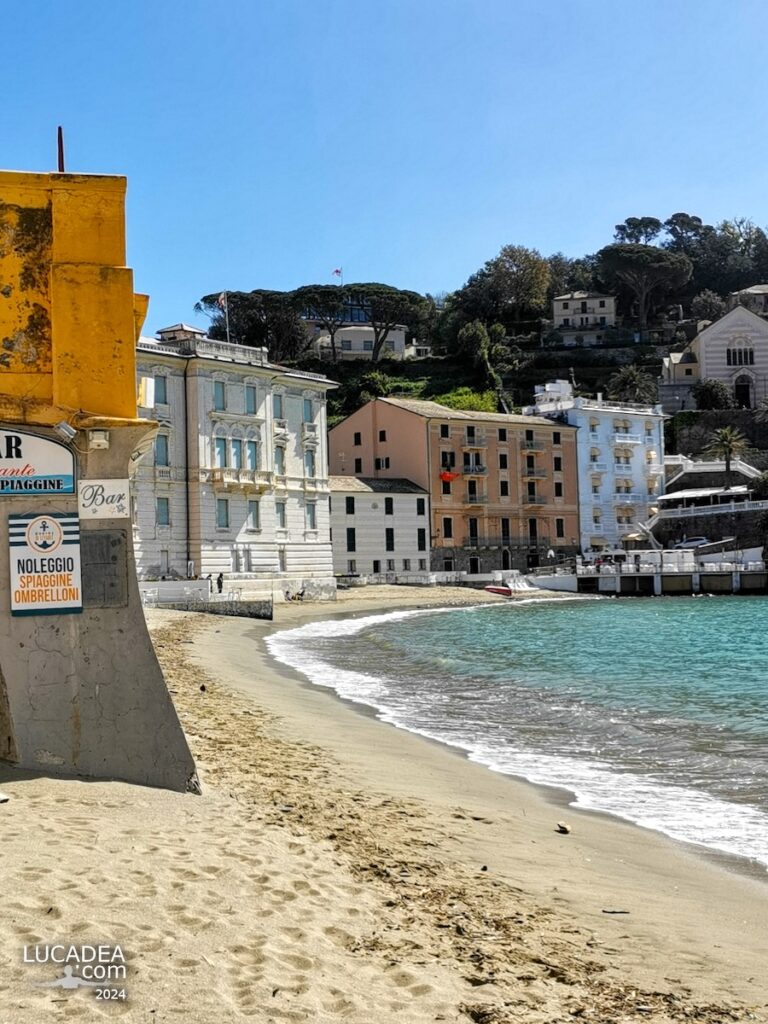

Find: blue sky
3;0;766;334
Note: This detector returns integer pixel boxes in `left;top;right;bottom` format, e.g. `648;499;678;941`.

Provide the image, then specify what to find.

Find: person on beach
216;572;224;594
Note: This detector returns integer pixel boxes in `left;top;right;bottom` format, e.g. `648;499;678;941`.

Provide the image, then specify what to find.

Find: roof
731;284;768;295
157;323;207;335
554;291;613;301
378;397;573;428
329;476;428;494
658;485;749;501
697;304;768;339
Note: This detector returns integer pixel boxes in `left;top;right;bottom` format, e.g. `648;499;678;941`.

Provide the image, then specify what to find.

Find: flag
217;292;228;310
332;268;342;277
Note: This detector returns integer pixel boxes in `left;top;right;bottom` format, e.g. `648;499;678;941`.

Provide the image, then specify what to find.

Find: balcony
462;535;551;549
464;431;488;447
523;495;548;505
588;432;601;442
462;463;487;475
302;422;319;445
155;466;172;480
589;462;608;472
645;463;664;475
521;440;545;452
612;493;646;505
464;492;488;504
203;468;273;491
613;433;642;444
522;469;547;479
273;418;289;436
613;463;634;473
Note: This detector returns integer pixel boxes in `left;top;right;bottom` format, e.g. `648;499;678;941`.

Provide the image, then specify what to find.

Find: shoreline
261;592;768;884
176;588;768;1016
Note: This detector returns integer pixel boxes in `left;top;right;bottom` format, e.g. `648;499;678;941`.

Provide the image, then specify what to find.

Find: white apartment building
552;291;616;346
329;477;430;576
133;324;337;598
308;323;407;361
524;380;665;553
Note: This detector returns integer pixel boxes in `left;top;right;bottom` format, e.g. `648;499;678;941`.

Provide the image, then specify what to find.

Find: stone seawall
161;600;273;620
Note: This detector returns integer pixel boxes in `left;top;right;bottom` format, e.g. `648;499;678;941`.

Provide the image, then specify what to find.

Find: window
274;446;285;475
246;440;259;470
348;559;357;573
155;376;168;405
555;482;563;497
599;299;605;308
441;451;456;468
246;386;257;415
527;481;536;498
231;439;243;469
387;559;395;571
276;501;287;529
417;528;426;551
417;497;426;515
553;431;561;445
304;449;316;478
346;527;356;552
442;480;451;495
341;339;352;351
562;301;569;310
345;496;355;514
363;340;373;352
440;424;450;438
373;560;381;574
214;437;227;468
499;453;508;469
216;498;229;529
247;500;260;531
375;457;390;469
402;559;411;570
525;429;534;442
418;558;427;570
306;502;317;530
378;429;387;442
353;431;362;446
273;393;283;418
498;428;507;441
684;368;693;376
466;425;476;441
592;485;600;495
385;497;394;515
554;456;562;472
528;518;538;540
354;457;362;473
500;480;509;497
443;557;454;571
385;528;395;551
442;517;453;539
303;398;313;423
156;497;169;526
501;517;510;541
526;455;535;471
563;317;570;326
214;380;226;411
155;435;169;466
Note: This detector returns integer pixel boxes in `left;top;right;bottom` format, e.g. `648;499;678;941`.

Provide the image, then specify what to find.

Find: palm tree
704;426;749;490
606;364;658;404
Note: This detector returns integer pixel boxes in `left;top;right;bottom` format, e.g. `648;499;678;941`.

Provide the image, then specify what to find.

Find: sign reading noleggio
0;429;75;494
9;513;83;616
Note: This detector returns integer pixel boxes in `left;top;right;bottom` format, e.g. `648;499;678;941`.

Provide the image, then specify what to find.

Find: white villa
524;380;665;554
133;324;337;599
552;291;616;347
307;323;408;361
329;477;430;577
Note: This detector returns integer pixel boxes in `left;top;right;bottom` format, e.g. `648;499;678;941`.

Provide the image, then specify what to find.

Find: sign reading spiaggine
0;430;75;494
9;513;83;616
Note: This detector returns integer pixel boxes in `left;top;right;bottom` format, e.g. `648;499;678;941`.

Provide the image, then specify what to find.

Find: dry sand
0;585;766;1022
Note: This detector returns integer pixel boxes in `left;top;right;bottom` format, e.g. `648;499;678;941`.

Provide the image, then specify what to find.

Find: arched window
727;339;755;366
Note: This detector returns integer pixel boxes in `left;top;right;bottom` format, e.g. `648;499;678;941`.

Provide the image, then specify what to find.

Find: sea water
266;596;768;868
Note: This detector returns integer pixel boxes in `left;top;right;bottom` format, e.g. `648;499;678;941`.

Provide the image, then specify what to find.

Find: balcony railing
302;422;319;444
646;463;664;474
155;466;172;480
521;441;545;451
589;462;608;472
462;535;552;549
523;495;548;505
588;432;601;442
203;468;273;490
612;493;647;504
464;432;488;447
273;418;289;435
462;464;487;475
613;433;642;444
614;463;634;473
522;469;547;479
464;492;489;504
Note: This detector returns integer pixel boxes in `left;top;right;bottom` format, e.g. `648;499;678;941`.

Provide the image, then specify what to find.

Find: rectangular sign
78;479;130;519
0;430;75;495
9;513;83;616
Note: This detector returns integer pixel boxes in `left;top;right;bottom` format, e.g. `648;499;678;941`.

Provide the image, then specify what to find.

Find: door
734;375;752;408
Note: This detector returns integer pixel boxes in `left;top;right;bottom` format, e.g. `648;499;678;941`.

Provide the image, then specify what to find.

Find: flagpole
224;291;231;345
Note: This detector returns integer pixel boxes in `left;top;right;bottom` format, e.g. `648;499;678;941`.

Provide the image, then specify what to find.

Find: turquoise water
267;596;768;867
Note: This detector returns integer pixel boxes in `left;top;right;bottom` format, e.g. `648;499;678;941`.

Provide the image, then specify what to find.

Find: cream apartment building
552;291;616;346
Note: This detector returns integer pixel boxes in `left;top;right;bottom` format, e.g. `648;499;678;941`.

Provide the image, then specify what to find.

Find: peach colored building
328;398;579;572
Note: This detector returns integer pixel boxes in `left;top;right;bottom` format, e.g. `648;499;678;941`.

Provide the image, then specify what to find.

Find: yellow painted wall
0;170;142;423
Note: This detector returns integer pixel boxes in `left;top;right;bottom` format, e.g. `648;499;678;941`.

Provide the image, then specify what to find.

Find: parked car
672;537;710;549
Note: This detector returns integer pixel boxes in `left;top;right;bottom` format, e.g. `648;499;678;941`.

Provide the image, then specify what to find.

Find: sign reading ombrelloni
0;429;75;494
9;513;83;616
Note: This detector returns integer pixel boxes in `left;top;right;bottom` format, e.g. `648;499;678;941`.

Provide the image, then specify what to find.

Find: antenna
57;126;65;172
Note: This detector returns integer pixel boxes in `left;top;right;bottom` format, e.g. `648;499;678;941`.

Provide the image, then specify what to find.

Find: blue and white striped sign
9;513;83;616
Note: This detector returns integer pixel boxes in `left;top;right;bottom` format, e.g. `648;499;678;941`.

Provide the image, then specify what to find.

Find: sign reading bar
9;513;83;616
78;479;130;519
0;430;75;494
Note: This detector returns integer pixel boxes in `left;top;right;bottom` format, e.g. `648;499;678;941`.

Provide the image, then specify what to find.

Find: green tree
430;387;498;412
613;217;663;244
292;284;348;363
486;244;550;321
691;378;736;410
347;284;430;363
195;289;308;361
705;426;749;489
755;397;768;424
606;364;658;404
596;244;692;328
690;289;726;322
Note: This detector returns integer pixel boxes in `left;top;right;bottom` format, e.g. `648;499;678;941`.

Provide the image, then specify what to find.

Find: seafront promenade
1;588;766;1021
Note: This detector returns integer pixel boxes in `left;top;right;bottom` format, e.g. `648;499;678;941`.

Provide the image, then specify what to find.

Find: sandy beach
1;585;767;1022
